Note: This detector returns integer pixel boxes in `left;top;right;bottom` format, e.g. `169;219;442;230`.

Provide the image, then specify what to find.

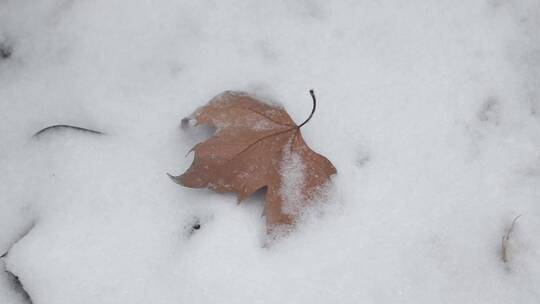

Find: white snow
1;0;539;303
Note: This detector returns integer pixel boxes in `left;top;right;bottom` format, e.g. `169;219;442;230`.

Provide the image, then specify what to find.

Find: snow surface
1;0;539;303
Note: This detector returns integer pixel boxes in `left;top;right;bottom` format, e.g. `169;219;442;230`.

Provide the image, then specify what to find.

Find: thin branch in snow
501;214;522;264
1;222;36;304
4;269;33;304
33;124;104;138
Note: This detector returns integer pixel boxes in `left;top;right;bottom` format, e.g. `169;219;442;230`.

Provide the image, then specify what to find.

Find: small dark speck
181;118;191;129
355;151;371;168
184;217;203;238
0;43;12;59
477;96;500;125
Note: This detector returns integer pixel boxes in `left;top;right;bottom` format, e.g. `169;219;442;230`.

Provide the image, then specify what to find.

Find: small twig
1;222;36;259
4;269;33;303
33;124;104;138
297;89;317;129
501;214;522;264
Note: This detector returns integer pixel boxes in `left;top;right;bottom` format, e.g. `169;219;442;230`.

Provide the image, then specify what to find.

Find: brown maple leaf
169;90;337;234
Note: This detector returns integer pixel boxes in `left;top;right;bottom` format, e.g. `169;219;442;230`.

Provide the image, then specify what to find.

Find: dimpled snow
1;1;540;304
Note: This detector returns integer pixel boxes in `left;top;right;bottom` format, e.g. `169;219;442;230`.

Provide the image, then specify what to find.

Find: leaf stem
298;89;316;129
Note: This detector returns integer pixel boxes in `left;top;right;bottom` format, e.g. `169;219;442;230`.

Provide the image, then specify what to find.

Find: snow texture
279;149;306;217
1;0;539;303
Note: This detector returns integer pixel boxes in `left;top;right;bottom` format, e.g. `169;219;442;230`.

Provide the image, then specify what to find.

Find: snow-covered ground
1;0;539;303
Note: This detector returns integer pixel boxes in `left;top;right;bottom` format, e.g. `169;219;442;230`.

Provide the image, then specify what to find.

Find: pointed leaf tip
167;173;182;185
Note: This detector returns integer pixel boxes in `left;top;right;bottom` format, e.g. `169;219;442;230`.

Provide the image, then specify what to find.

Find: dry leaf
169;91;336;234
